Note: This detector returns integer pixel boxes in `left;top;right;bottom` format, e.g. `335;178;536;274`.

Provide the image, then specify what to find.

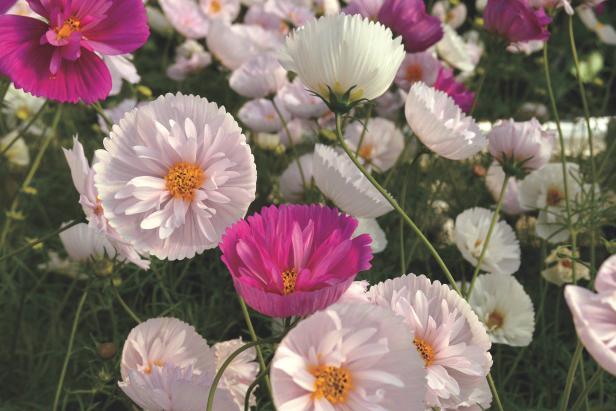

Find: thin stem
487;373;505;411
272;99;306;188
244;364;271;411
92;102;113;130
238;297;273;396
470;68;487;116
52;289;88;411
570;369;602;411
334;115;460;294
354;105;373;157
466;175;510;298
111;284;141;324
560;341;584;411
0;100;49;158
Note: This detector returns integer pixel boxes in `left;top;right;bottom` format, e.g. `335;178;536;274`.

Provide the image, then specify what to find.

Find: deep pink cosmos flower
484;0;551;44
434;67;475;113
220;204;373;318
0;0;149;103
378;0;443;53
0;0;17;13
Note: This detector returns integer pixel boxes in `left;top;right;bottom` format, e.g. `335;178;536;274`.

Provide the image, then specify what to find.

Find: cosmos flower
577;4;616;45
436;26;483;73
0;0;17;14
263;0;315;28
213;338;259;410
278;14;404;108
344;117;404;173
97;99;138;134
432;1;467;29
104;55;140;96
2;85;45;128
467;273;535;347
0;132;30;168
313;144;394;218
483;0;551;44
355;218;388;254
486;163;529;216
378;0;444;53
159;0;209;39
270;302;427;410
238;98;289;133
229;53;288;99
278;118;314;148
343;0;384;20
220;204;373;318
405;82;486;160
200;0;241;23
0;0;149;103
93;93;257;260
433;67;475;114
58;222;115;262
454;207;521;275
541;247;591;286
368;274;493;409
276;79;329;119
167;40;212;82
279;153;314;203
565;255;616;376
394;51;441;90
119;317;236;411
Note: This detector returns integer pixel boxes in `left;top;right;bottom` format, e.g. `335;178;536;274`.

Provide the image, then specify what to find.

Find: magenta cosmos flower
434;67;475;114
220;204;373;318
0;0;17;13
565;255;616;376
0;0;149;104
483;0;551;44
378;0;443;53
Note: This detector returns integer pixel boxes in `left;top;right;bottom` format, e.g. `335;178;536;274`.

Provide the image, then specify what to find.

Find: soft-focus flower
167;40;212;82
159;0;209;39
63;137;150;269
368;274;493;409
343;0;384;19
313;144;394;218
565;255;616;376
432;1;467;29
254;132;281;151
146;5;174;36
577;5;616;45
270;302;427;410
277;79;329;119
378;0;444;53
488;118;555;173
200;0;241;22
104;55;140;96
0;132;30;167
278;118;314;148
119;317;236;410
336;280;370;304
238;98;288;133
542;247;591;285
395;52;441;90
278;14;404;109
375;88;407;119
0;0;149;103
279;153;314;202
354;217;388;253
37;251;83;279
468;273;535;347
2;85;45;126
507;39;545;55
213;338;259;410
1;0;17;14
59;223;115;262
433;67;475;114
263;0;314;27
230;53;288;98
454;207;521;275
486;163;529;215
344;118;404;173
405;82;486;160
97;99;139;134
437;26;482;73
244;3;288;37
93;93;257;260
219;204;373;317
483;0;551;44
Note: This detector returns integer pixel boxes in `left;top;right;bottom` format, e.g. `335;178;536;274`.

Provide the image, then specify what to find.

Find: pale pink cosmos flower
270;303;427;410
336;280;371;304
395;52;442;90
244;3;289;38
279;153;314;202
375;88;407;120
344;117;404;173
93;93;257;260
213;338;259;410
167;40;212;82
486;162;529;215
200;0;241;23
159;0;210;39
119;317;236;411
97;99;139;134
277;78;329;119
238;98;289;133
565;255;616;376
368;274;493;410
278;118;314;148
264;0;315;28
229;53;288;98
343;0;384;20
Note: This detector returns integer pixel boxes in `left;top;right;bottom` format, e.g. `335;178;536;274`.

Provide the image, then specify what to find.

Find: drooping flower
313;144;394;218
58;222;115;262
220;204;373;318
483;0;552;44
270;302;427;410
213;338;259;410
541;246;591;285
238;98;288;133
355;217;388;254
344;118;404;173
167;40;212;82
368;274;493;409
119;317;236;411
378;0;444;53
276;79;329;119
278;14;404;110
433;67;475;114
93;93;257;261
0;0;149;103
405;82;486;160
488;118;555;174
229;53;288;98
279;153;314;202
467;273;535;347
486;163;529;215
454;207;521;275
394;51;441;90
564;255;616;376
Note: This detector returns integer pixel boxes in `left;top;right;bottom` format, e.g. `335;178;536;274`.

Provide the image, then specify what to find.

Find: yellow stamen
310;365;353;404
210;0;221;13
486;311;504;331
16;107;30;121
56;17;81;40
358;144;373;161
405;64;423;83
281;268;298;295
546;187;564;207
165;162;205;202
413;337;435;367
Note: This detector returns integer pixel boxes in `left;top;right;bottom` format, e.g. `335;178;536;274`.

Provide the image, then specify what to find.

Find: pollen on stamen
413;336;435;367
165;162;205;202
310;364;353;405
56;17;81;40
281;268;298;295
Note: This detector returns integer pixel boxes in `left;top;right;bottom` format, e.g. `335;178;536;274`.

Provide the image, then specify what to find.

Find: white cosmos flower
454;207;521;275
200;0;241;22
467;273;535;347
542;247;591;286
278;13;405;103
405;82;486;160
213;338;259;410
270;303;427;411
104;54;140;96
577;5;616;45
313;144;394;218
229;53;288;98
436;26;480;73
354;217;387;253
59;223;115;262
0;132;30;167
2;85;45;127
93;93;257;261
238;98;289;133
276;78;329;119
279;153;314;202
344;117;404;173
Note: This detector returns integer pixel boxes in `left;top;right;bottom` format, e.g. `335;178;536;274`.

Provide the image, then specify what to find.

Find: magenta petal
0;0;17;14
82;0;149;55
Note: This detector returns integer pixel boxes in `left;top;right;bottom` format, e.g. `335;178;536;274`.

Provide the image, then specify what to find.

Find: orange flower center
560;259;573;269
486;311;504;330
358;144;373;161
281;268;298;295
413;337;435;367
405;64;423;83
56;17;81;40
210;0;221;13
546;187;564;206
311;365;353;404
143;359;164;374
165;162;205;202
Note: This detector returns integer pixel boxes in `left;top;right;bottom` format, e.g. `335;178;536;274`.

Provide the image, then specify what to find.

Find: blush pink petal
595;255;616;294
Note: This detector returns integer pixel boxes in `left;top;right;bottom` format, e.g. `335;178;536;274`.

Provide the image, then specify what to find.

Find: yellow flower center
165;162;205;202
210;0;221;13
143;359;164;374
56;17;81;40
405;64;423;83
16;107;30;121
546;186;564;207
413;336;435;367
486;311;504;330
358;144;373;161
281;268;298;295
311;365;353;404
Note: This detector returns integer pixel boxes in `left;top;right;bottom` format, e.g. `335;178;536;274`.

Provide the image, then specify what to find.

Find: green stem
354;105;373;158
52;289;88;411
238;297;273;396
244;364;271;411
92;102;113;130
487;373;505;411
466;175;510;298
272;99;307;188
570;369;602;411
560;341;584;411
111;284;141;324
334;115;460;294
0;100;49;158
